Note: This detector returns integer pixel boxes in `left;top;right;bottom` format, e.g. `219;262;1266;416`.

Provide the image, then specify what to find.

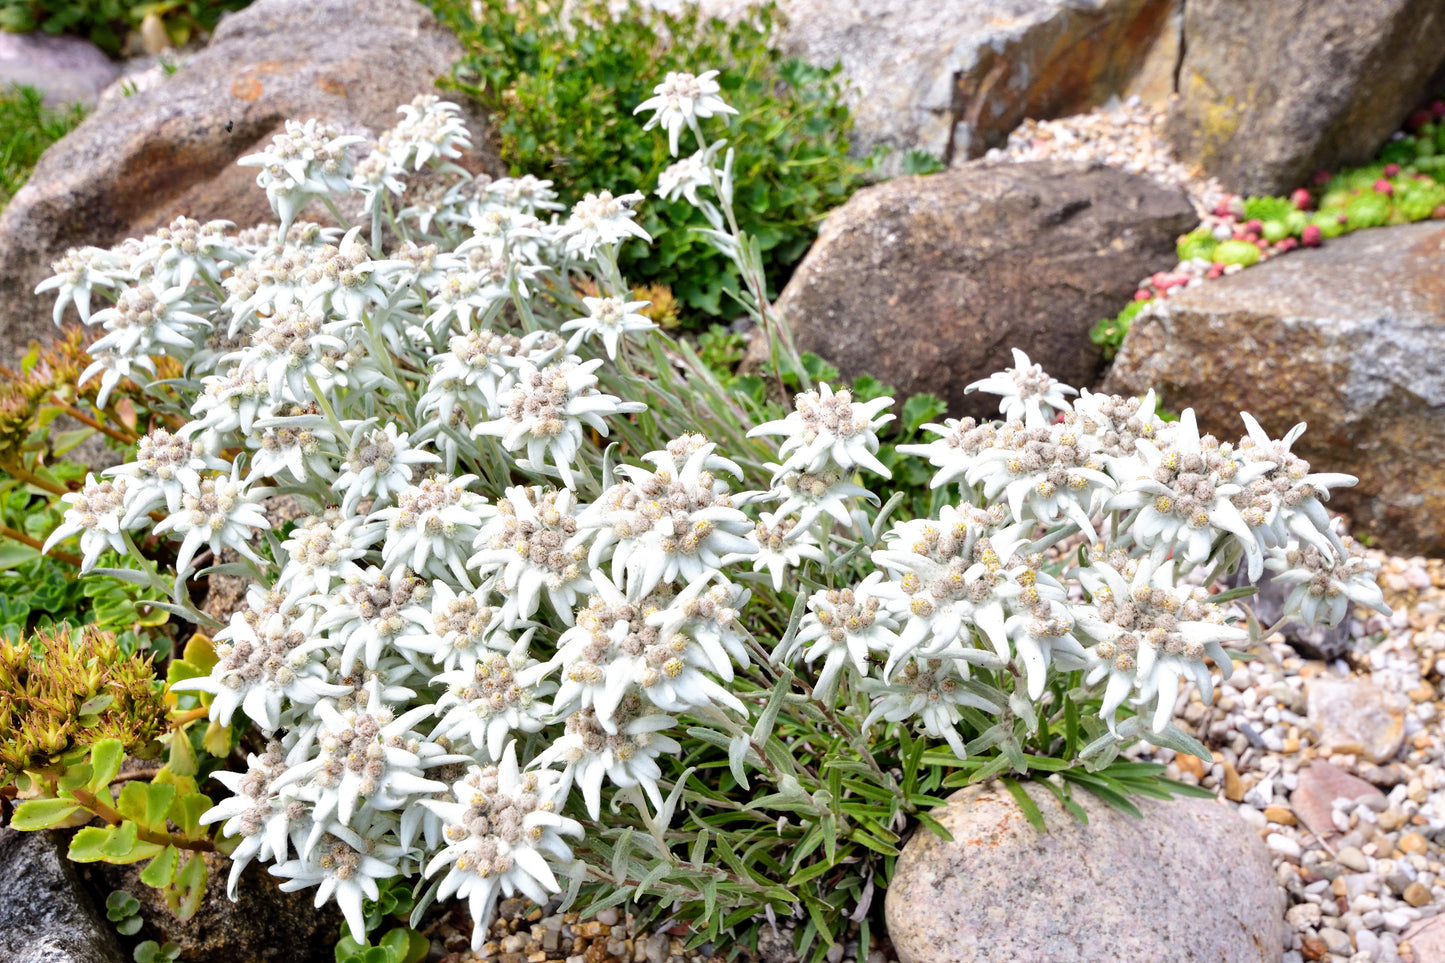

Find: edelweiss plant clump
37;82;1389;959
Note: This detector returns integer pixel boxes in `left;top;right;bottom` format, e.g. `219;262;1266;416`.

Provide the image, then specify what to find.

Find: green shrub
428;0;871;324
0;84;87;209
0;0;250;55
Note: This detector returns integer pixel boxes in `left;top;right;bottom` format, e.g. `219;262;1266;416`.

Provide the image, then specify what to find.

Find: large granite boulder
0;828;126;963
0;0;502;364
682;0;1179;173
774;161;1196;420
1167;0;1445;196
885;782;1283;963
1105;220;1445;556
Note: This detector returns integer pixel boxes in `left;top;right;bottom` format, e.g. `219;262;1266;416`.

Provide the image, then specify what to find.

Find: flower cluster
36;78;1389;952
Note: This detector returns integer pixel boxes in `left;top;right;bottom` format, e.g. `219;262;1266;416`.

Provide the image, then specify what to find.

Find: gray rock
0;0;502;365
0;32;119;108
773;161;1195;420
1166;0;1445;195
0;828;126;963
1307;677;1407;765
1104;221;1445;557
885;782;1284;962
678;0;1179;174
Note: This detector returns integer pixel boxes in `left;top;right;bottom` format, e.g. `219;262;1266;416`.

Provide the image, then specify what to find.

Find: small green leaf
10;798;81;830
89;739;124;791
1001;778;1047;833
167;728;198;778
140;845;180;888
69;826;115;862
168;851;206;919
201;721;231;757
117;915;143;936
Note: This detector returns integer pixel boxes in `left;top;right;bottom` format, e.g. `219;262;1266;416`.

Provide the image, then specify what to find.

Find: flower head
633;69;737;156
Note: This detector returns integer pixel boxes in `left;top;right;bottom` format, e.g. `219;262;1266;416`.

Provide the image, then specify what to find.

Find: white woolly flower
472;359;645;489
860;656;1003;760
1074;552;1245;733
403;581;511;672
1264;538;1391;628
270;826;407;941
431;650;552;761
151;464;270;576
580;437;754;597
633;69;737;156
105;427;225;524
333;422;440;515
238;119;366;231
1109;409;1272;578
723;511;820;592
275;509;375;608
792;573;900;693
382;95;472;170
763;465;877;536
44;474;137;570
470;486;591;629
748;382;894;479
958;416;1115;537
1235;412;1357;559
187;368;274;443
36;245;125;325
421;745;582;950
560;296;655;359
129;216;242;290
370;474;494;587
965;348;1076;423
171;587;345;731
533;703;680;819
86;279;210;361
421;329;565;425
313;568;432;674
245;405;343;485
559;190;650;260
200;744;300;898
656;150;720;206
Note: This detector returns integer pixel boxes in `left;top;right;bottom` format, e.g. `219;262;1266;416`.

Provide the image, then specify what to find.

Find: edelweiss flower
200;744;301;897
129;216;242;290
371;474;493;587
471;359;644;488
965;348;1076;423
559;190;650;260
748;382;894;478
792;573;899;693
172;587;345;731
533;703;680;818
270;826;407;940
314;568;432;674
1264;538;1391;628
762;465;877;536
470;486;591;628
656;150;721;206
421;745;582;949
238;119;366;231
382;95;472;171
861;656;1003;760
1074;552;1245;732
152;464;270;576
44;474;136;570
333;422;440;515
36;245;124;325
560;295;655;359
86;279;210;361
580;438;753;596
633;69;737;156
274;509;375;607
723;511;821;591
958;417;1114;537
432;650;552;760
400;581;510;672
106;428;225;523
1234;412;1357;558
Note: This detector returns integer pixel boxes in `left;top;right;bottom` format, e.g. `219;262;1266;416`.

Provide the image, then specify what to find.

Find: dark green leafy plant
428;0;870;324
106;890;144;936
0;84;87;209
0;0;249;55
133;940;181;963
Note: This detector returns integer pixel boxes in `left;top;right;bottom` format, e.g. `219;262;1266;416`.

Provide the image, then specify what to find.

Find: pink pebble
1374;178;1394;195
1301;225;1322;247
1290;188;1312;210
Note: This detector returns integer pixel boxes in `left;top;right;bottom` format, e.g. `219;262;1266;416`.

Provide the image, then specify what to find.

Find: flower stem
67;786;217;853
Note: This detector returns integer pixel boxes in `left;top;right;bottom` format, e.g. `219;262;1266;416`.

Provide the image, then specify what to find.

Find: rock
1166;0;1445;195
885;782;1283;963
1406;915;1445;963
0;32;120;108
1307;677;1406;765
0;827;126;963
681;0;1180;174
1104;221;1445;557
1289;761;1388;838
1225;567;1354;662
775;161;1195;419
85;853;342;963
0;0;502;364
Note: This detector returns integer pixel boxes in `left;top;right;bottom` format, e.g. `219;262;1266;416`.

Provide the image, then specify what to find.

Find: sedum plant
29;82;1389;960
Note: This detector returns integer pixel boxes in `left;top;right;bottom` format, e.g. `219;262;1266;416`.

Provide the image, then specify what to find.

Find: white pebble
1268;834;1302;858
